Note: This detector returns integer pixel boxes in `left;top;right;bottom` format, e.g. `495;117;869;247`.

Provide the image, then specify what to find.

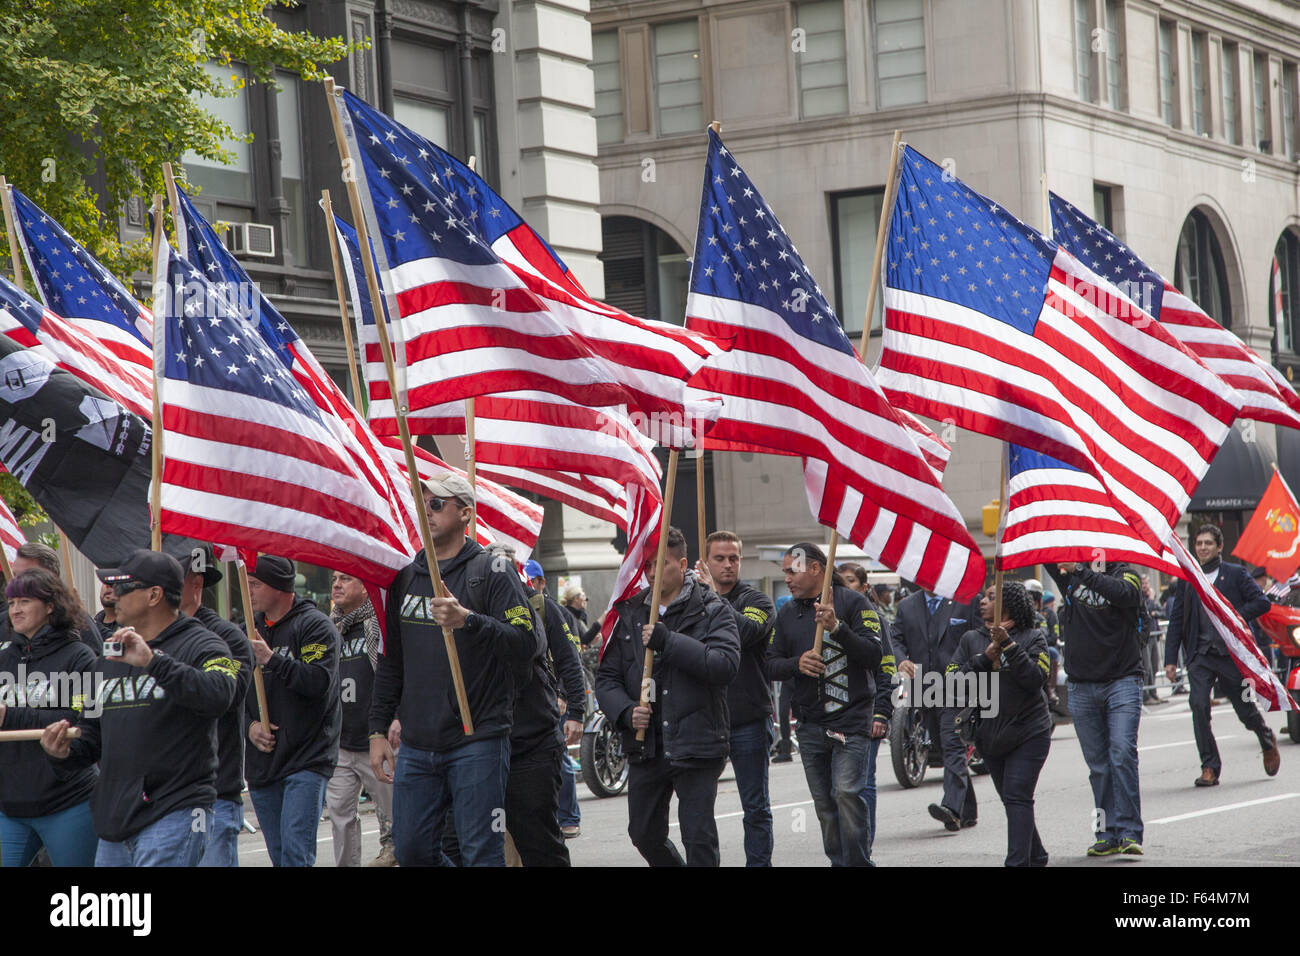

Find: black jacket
335;603;379;753
0;600;101;658
874;621;898;728
767;586;884;736
0;624;98;817
1165;560;1271;666
94;610;117;642
595;573;740;764
717;581;775;728
510;592;586;758
370;540;544;752
244;596;341;787
1047;563;1142;683
193;605;252;802
891;590;975;678
51;614;238;842
949;625;1052;758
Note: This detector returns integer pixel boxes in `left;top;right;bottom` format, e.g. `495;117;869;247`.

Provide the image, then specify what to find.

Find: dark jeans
626;753;726;867
864;736;881;851
982;732;1051;867
1189;651;1271;773
729;719;774;866
926;707;977;822
797;723;872;867
392;736;511;867
248;770;329;867
1069;677;1143;844
505;743;571;867
777;682;794;743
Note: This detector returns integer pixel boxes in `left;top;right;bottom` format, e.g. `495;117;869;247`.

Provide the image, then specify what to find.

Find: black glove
646;621;669;652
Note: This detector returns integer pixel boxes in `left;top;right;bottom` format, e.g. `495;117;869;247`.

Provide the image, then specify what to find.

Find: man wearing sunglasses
40;549;239;866
369;473;545;866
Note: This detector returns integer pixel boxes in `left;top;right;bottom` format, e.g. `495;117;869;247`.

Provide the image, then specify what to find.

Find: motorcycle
578;664;629;798
888;675;985;788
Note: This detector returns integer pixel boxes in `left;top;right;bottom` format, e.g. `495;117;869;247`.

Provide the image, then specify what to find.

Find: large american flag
1050;191;1300;431
683;130;984;599
153;240;417;585
336;88;725;446
8;185;153;370
879;145;1242;557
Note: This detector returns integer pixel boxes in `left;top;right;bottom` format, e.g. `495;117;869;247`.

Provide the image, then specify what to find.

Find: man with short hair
1164;525;1280;786
767;543;883;867
596;526;740;867
325;570;396;867
39;549;238;866
168;544;253;868
369;474;544;867
695;529;775;867
93;579;118;641
245;554;342;867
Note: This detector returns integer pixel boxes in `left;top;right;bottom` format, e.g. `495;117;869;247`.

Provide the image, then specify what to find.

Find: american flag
1268;571;1300;601
879;145;1242;557
1050;192;1300;431
0;275;152;420
8;185;153;370
153;240;417;585
683;130;984;599
0;494;23;568
336;88;725;446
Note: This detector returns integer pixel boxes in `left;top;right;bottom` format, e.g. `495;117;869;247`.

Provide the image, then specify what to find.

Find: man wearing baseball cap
369;473;545;866
40;549;239;866
244;554;342;867
166;543;253;867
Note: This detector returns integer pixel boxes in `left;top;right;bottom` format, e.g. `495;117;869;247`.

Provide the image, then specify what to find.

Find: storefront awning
1187;424;1273;512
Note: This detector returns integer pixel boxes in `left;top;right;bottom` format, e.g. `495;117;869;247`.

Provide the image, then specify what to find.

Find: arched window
599;216;690;326
1174;209;1232;328
1276;228;1300;355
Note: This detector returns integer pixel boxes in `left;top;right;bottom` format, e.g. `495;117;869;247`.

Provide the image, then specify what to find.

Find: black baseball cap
160;541;223;587
96;550;185;595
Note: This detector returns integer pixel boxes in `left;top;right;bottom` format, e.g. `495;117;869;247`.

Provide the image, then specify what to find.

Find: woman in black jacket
0;569;99;866
950;580;1052;867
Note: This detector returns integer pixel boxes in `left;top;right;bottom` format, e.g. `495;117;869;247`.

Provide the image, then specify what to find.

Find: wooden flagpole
324;76;474;735
149;194;165;552
464;156;480;540
320;188;366;410
696;121;722;571
813;130;903;657
0;177;23;289
238;559;271;736
162;163;184;255
0;544;12;582
0;727;81;743
636;448;680;742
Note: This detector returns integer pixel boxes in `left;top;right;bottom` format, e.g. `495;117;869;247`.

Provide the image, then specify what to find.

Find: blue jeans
796;724;873;867
863;736;881;852
249;770;329;867
198;798;243;867
392;736;511;867
0;800;97;867
95;807;211;867
558;717;581;828
729;719;774;867
1068;676;1143;844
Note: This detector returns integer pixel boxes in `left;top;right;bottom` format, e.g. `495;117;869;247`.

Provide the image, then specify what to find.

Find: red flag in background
1233;469;1300;584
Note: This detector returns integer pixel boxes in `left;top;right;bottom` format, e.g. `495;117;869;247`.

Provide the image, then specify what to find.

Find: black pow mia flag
0;335;170;567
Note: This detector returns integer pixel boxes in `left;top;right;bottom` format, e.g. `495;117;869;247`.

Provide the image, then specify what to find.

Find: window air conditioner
225;222;277;258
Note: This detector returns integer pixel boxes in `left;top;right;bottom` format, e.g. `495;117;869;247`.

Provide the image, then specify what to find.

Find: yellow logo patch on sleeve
504;605;534;631
203;656;240;678
299;644;327;665
860;610;881;631
742;606;769;626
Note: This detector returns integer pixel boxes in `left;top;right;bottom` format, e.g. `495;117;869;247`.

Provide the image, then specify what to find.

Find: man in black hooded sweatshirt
369;474;544;867
40;549;238;866
244;554;341;868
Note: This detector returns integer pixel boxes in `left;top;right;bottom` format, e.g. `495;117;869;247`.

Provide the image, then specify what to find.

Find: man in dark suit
893;588;978;830
1164;525;1280;786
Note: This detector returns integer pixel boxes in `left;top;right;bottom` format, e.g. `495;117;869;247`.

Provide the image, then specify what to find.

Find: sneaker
1119;838;1143;856
366;845;398;867
1086;839;1121;857
771;752;793;764
928;803;961;832
561;825;581;839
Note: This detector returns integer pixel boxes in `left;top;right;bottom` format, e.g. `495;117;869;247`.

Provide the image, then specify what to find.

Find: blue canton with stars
160;245;320;421
8;186;151;346
333;213;386;330
1049;192;1166;322
342;90;573;274
689;129;852;356
0;271;53;333
887;146;1057;336
171;187;296;372
1008;442;1083;478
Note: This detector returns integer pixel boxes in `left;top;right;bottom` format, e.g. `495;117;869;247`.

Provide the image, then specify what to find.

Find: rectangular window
1093;184;1113;233
1158;20;1177;126
1191;31;1208;135
1221;42;1239;145
276;72;305;266
1075;0;1095;102
183;62;254;203
653;20;704;137
874;0;926;109
1254;53;1270;150
831;190;884;340
592;31;624;145
1284;63;1298;158
797;1;849;118
1103;0;1123;109
393;95;450;148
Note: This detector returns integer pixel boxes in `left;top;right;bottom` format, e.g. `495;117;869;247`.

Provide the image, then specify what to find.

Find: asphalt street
237;690;1300;866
